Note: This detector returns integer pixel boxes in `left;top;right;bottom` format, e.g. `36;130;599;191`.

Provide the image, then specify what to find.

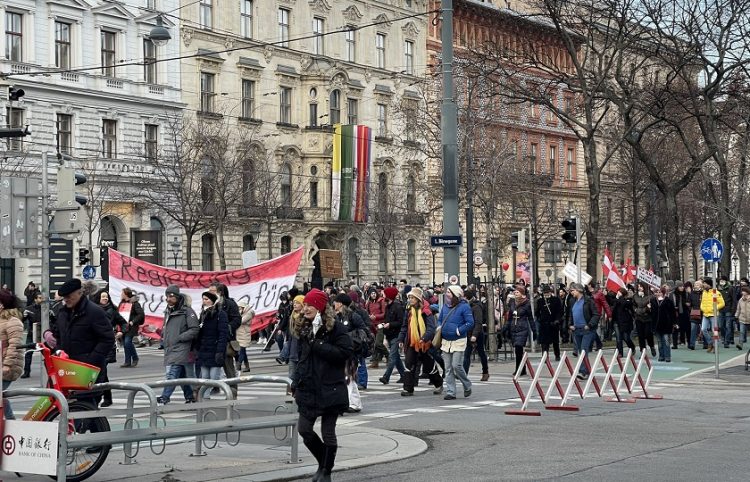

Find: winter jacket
1;313;24;381
275;301;292;336
161;295;200;366
718;283;736;314
611;296;635;332
469;299;485;337
119;299;145;337
536;296;562;328
736;298;750;325
592;291;612;319
565;295;601;330
700;290;725;317
505;298;534;347
398;300;437;346
383;299;405;341
196;305;228;367
101;301;127;333
292;317;353;419
217;297;242;341
672;290;689;319
437;299;474;341
650;296;677;335
50;296;115;372
366;297;387;332
633;293;652;323
236;308;253;348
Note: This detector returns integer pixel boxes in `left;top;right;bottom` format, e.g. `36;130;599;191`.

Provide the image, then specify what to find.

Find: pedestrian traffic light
78;248;90;266
511;231;519;250
8;86;25;101
562;217;577;244
52;164;88;238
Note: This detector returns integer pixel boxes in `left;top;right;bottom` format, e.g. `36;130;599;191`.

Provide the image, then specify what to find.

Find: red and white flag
602;248;626;293
108;247;303;340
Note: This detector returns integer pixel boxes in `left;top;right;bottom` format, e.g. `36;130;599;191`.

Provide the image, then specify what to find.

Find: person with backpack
333;293;369;412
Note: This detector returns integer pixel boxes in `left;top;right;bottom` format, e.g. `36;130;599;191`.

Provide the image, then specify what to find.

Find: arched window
101;216;117;244
242;234;256;251
280;164;292;206
330;89;341;124
407;239;416;272
377;172;388;211
201;233;214;271
406;174;416;212
348;237;359;273
242;156;255;207
280;235;292;254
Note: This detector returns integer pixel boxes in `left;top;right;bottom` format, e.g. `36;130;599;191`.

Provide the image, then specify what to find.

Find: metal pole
649;187;658;270
575;214;581;284
441;0;460;281
487;278;497;359
713;262;719;378
40;152;50;387
528;223;536;353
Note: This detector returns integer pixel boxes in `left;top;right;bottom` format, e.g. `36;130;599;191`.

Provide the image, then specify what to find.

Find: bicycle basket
49;356;101;390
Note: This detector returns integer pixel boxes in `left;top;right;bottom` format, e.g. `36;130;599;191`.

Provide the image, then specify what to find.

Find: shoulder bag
432;305;458;350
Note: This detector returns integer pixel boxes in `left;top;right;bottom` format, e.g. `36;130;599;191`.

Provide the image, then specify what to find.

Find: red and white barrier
545;351;583;411
505;351;548;416
629;349;663;400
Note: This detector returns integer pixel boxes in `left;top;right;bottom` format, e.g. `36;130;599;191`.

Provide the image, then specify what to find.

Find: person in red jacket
588;284;612;351
366;287;388;368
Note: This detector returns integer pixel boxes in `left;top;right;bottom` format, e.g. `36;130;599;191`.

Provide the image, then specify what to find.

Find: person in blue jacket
437;285;474;400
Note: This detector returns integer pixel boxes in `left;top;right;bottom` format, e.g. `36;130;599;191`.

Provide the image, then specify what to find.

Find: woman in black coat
93;290;126;407
650;287;677;362
611;288;636;357
504;286;534;376
292;289;353;482
196;291;228;400
118;288;145;368
536;285;562;361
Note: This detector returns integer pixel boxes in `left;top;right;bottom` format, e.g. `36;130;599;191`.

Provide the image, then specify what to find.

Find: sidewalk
28;425;427;482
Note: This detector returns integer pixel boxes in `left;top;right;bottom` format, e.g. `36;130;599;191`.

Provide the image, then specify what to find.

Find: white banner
636;267;662;289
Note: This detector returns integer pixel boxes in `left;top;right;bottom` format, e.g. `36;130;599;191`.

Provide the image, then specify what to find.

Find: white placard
561;262;593;285
241;249;258;268
637;267;662;289
1;420;59;475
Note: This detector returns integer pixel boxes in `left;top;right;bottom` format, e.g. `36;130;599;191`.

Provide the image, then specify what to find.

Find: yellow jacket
700;290;725;317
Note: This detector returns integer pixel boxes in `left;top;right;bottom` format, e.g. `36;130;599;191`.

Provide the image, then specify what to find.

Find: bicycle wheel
44;400;111;482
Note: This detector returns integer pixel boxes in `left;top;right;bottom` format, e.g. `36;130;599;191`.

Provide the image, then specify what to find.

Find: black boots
303;436;325;481
319;444;337;482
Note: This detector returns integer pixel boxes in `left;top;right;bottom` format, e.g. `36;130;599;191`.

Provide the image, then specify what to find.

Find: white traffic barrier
629;349;663;400
505;351;548;416
544;351;582;412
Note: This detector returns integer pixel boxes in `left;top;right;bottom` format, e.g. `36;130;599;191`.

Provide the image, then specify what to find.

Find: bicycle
14;342;111;481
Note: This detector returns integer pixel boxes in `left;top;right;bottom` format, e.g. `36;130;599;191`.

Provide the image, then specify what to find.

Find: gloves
215;352;224;365
43;330;57;349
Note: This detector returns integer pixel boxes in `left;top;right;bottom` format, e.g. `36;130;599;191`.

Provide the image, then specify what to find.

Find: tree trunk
583;138;601;277
632;183;639;266
664;191;681;281
215;223;227;271
185;230;194;270
266;220;273;260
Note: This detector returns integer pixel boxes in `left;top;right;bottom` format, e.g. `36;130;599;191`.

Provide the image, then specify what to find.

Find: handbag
432;306;458;350
690;308;701;322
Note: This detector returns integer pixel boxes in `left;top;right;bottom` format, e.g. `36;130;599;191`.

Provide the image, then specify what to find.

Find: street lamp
149;16;171;47
732;254;739;280
170;236;180;268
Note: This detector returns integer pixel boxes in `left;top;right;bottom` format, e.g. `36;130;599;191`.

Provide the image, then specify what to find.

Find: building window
240;0;253;38
345;27;356;62
530;143;538;173
278;8;290;47
281;236;292;254
279;86;292;123
404;40;414;74
347;98;358;125
201;233;214;271
199;0;213;29
544;241;563;263
143;38;157;84
242;234;256;251
407;239;416;272
376;33;386;68
310;180;318;207
566;148;575;179
329;90;341;124
406;175;416;212
309;103;318;127
57;114;72;155
101;30;116;77
55;21;71;69
6;108;24;151
200;72;216;113
377;172;388;211
404;99;417;141
102;119;117;158
280;164;292;206
5;12;22;62
312;17;324;55
242;156;255;206
348;237;359;273
145;124;158;161
377;103;388;137
549;145;556;177
241;79;255;118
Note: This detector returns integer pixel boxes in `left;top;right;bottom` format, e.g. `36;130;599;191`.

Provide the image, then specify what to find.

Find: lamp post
430;247;437;287
732;254;739;281
170;236;180;268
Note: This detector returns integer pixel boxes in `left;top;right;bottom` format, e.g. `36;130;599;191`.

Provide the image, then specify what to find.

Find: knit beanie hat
447;285;463;299
334;292;352;306
303;288;328;313
293;295;305;305
384;287;399;300
165;284;180;297
202;291;218;304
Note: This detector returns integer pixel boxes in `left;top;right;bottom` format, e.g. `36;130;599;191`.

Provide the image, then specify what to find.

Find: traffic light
8;86;25;101
511;231;519;250
52;164;88;238
562;217;577;243
78;248;90;266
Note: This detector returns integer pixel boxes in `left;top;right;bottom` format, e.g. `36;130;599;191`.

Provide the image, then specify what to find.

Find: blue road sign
82;265;96;280
700;238;723;262
430;235;462;248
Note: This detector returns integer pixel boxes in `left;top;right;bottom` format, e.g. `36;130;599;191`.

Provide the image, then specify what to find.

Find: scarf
408;305;430;352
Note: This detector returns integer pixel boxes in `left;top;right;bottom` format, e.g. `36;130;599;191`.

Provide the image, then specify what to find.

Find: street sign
448;274;459;285
561;262;592;285
48;238;73;293
637;267;662;289
430;235;462;248
700;238;723;263
0;420;59;475
82;265;96;280
473;252;484;266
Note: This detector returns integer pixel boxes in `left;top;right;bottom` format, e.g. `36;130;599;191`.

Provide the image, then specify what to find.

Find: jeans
238;347;249;364
3;380;14;420
356;356;368;388
614;324;635;357
161;363;196;401
718;311;734;345
740;323;748;345
702;316;716;348
656;333;671;361
382;338;405;382
373;329;389;362
690;321;701;348
123;335;138;365
463;331;489;375
443;350;471;396
199;366;224;400
573;328;595;374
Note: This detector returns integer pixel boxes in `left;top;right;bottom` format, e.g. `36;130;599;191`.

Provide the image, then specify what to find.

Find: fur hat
334;293;352;306
407;287;424;300
304;288;328;313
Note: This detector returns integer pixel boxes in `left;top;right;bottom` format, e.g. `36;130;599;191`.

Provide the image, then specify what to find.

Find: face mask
720;281;727;286
638;290;644;295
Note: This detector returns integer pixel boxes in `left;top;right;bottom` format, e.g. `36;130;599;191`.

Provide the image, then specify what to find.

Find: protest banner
108;247;303;339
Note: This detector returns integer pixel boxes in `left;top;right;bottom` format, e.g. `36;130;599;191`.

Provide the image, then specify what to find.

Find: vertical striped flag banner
331;124;372;222
602;248;626;292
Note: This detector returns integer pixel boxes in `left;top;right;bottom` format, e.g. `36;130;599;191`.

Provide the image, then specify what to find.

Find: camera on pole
561;218;577;244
